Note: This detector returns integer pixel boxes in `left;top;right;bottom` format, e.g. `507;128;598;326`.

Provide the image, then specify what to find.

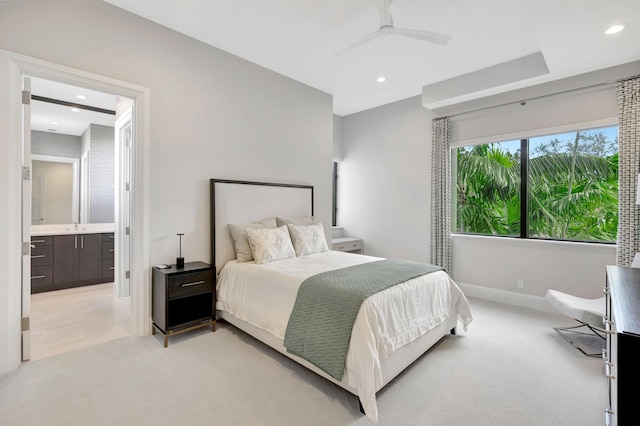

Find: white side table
332;237;363;254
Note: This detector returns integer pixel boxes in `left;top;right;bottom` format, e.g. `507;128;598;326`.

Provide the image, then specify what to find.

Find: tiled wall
31;131;81;157
88;124;115;223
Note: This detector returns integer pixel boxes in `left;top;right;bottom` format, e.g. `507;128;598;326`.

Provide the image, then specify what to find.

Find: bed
210;179;473;422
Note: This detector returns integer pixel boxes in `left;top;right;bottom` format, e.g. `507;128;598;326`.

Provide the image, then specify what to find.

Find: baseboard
457;282;557;315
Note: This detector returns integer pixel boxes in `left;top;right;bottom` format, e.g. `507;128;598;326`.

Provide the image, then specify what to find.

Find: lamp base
176;257;185;268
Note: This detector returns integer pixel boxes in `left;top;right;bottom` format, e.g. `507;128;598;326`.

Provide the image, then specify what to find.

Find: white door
21;77;32;361
114;107;132;298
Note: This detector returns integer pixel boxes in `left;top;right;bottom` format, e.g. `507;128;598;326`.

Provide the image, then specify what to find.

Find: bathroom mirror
31;155;79;225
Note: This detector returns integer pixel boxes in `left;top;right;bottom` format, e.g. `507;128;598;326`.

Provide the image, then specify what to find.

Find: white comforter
216;251;472;421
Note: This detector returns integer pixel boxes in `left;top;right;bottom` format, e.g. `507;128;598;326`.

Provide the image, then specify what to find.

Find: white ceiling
101;0;640;116
30;78;117;136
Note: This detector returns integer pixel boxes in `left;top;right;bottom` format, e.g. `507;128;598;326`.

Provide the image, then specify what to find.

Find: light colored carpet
0;298;606;425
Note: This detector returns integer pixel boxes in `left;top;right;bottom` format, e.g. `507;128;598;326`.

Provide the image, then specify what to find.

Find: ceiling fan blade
334;30;382;57
393;27;452;46
375;0;392;27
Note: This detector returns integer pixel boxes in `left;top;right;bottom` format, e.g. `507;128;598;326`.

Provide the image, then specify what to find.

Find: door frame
3;50;151;369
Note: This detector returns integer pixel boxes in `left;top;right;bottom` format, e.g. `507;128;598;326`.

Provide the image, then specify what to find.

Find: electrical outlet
517;279;525;289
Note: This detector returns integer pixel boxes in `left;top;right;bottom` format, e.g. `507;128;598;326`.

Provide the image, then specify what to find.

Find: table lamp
176;233;185;268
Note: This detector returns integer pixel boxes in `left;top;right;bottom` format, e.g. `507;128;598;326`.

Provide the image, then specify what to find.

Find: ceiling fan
335;0;452;57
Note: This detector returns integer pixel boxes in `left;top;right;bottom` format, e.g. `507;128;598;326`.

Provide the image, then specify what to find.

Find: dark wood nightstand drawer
168;270;213;299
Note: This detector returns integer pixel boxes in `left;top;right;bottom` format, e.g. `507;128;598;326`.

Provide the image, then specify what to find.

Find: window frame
451;121;618;244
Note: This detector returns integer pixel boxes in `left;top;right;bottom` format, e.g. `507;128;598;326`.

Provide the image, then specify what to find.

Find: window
454;125;618;243
332;161;338;226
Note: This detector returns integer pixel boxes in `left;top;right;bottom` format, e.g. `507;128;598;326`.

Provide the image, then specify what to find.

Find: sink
31;223;115;236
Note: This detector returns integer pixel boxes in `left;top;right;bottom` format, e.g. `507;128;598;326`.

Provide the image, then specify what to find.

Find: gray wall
0;0;333;374
340;96;432;262
31;131;81;157
84;124;115;223
339;86;619;306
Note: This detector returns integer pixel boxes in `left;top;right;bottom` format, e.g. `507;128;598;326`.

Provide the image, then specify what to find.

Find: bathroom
28;76;132;360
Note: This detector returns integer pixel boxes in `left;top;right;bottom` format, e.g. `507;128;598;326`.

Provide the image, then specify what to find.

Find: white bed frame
210;179;457;412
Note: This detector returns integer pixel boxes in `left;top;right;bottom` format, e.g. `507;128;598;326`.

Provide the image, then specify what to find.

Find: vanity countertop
31;223;115;236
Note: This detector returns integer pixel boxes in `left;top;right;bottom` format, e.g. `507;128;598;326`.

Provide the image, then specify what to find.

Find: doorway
25;76;134;360
5;52;151;366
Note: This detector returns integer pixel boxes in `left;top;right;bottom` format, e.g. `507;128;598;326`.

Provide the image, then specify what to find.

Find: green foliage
455;130;618;243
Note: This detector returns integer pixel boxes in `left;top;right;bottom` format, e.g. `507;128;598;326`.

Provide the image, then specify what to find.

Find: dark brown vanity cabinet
30;232;115;293
102;233;115;280
54;233;103;285
30;236;53;293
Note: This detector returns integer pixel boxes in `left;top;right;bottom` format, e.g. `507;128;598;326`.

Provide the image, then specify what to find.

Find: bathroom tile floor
29;283;131;360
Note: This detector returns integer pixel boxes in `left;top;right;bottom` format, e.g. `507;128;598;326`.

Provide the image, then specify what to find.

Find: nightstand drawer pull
181;280;205;287
109;267;115;270
31;254;46;259
109;249;115;252
31;275;46;279
338;245;345;249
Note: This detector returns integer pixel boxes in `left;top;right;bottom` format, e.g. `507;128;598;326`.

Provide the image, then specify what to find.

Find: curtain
430;117;452;272
616;75;640;266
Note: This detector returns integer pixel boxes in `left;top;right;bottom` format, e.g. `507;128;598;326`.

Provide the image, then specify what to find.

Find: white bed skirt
217;306;458;406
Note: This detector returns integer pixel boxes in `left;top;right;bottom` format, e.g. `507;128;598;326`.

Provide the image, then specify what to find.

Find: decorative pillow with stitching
245;225;296;264
275;216;315;227
227;217;277;262
287;222;328;256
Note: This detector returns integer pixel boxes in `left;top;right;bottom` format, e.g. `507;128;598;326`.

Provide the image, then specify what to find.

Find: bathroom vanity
30;224;115;293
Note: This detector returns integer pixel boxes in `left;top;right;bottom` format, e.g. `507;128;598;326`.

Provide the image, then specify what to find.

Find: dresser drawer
168;270;213;300
31;245;53;266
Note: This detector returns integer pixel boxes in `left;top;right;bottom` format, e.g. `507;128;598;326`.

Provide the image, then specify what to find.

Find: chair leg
553;322;605;357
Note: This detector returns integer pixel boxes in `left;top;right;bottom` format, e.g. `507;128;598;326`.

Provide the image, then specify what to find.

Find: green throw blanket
283;258;443;380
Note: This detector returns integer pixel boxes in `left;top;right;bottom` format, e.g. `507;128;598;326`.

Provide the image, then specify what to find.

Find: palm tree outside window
454;125;618;243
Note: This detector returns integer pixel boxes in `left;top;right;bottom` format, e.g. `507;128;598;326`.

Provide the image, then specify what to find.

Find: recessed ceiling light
75;94;86;100
51;121;60;125
70;107;80;112
377;76;386;83
605;24;625;35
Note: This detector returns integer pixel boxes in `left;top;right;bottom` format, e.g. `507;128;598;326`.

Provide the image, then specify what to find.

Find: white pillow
228;217;277;262
245;225;296;265
287;222;328;256
276;216;315;227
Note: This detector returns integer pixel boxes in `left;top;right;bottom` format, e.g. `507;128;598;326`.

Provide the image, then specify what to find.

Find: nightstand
151;261;215;347
332;237;363;254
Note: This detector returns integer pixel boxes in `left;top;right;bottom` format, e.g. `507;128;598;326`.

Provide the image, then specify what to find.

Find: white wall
340;96;433;262
339;85;619;309
0;0;333;374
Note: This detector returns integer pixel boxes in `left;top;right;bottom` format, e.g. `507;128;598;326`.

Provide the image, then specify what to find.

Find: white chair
545;253;640;356
545;289;605;356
